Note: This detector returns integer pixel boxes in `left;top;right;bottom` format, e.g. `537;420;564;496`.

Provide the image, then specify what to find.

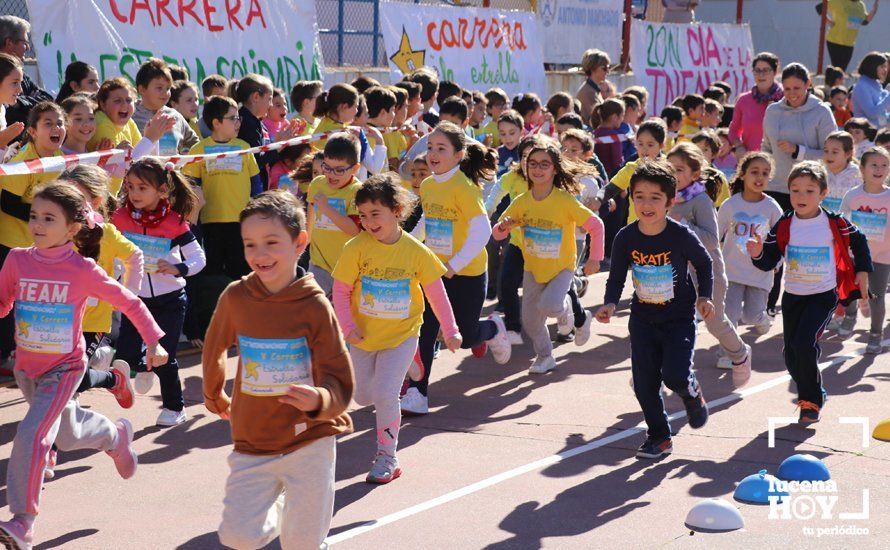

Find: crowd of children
0;46;888;548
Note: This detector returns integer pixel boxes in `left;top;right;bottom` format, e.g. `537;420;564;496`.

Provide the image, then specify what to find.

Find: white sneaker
716;355;733;370
574;311;593;346
486;313;512;365
400;387;428;415
156;408;187;427
529;355;557;374
506;330;524;345
90;345;115;371
134;372;154;395
826;315;843;331
556;296;574;336
732;344;752;388
754;316;772;335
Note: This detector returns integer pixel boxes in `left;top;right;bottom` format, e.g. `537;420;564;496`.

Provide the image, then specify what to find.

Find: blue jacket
851;76;890;128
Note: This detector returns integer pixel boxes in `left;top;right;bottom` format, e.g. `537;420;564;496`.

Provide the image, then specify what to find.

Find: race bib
204;144;243;173
632;264;674;305
359;276;411;319
852;210;887;242
124;232;171;274
425;217;454;256
821;196;842;212
158;132;178;156
523;226;562;259
15;301;74;354
238;336;312;397
278;174;298;195
314;198;347;231
786;245;832;284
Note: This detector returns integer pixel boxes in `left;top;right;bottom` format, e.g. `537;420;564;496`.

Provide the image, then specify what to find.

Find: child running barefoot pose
404;122;511;415
841;147;890;353
0;183;167;549
749;161;872;424
493;141;605;374
717;152;783;334
112;159;206;427
595;160;715;459
203;191;353;550
668;143;752;387
332;175;461;483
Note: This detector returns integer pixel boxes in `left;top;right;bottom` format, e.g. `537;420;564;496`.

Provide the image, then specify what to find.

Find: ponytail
460;143;497;187
126;158;198;221
314;83;358;119
74;223;103;261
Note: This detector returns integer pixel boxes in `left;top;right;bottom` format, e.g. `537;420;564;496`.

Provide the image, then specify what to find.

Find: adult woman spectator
851;51;890;128
576;49;609;127
819;0;880;72
726;52;784;156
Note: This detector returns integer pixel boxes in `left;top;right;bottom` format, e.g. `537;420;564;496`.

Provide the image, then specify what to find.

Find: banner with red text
379;1;546;98
630;20;754;115
26;0;324;95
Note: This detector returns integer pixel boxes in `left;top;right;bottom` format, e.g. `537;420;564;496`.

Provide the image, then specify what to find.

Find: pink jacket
0;243;164;378
728;92;769;153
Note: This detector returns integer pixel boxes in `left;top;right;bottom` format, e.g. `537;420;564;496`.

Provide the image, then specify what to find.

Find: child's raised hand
595;303;615;323
583;258;600;276
144;111;176;142
346;328;364;345
445;333;463;352
278;383;322;412
696;298;716;320
746;233;764;258
155;259;180;276
0;122;24;148
145;343;169;370
96;138;114;151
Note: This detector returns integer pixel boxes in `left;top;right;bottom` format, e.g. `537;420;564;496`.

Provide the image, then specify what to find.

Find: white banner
26;0;324;94
630;20;754;115
379;1;546;98
537;0;624;64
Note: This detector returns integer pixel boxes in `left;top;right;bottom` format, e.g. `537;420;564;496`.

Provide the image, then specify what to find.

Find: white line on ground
326;342;883;546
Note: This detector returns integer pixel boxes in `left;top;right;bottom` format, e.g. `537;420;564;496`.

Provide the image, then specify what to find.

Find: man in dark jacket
0;16;53;128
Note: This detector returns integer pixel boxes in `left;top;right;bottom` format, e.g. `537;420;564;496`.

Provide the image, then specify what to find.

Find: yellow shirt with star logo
500;188;594;284
420;170;488;277
182;137;260;224
332;230;446;351
307;175;361;273
0;144;63;249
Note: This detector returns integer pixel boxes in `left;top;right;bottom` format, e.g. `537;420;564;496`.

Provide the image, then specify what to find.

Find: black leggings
75;332;115;393
826;41;855;72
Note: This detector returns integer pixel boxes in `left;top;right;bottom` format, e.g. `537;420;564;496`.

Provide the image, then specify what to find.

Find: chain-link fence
0;0;28;19
317;0;533;67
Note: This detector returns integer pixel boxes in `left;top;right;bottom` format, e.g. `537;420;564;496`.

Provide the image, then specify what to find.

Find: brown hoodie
202;268;354;456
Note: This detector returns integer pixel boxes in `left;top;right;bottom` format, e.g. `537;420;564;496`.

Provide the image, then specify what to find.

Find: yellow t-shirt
499;170;530;244
420;171;488;277
480;119;500;148
307;175;361;273
827;0;868;47
182;137;259;224
82;224;139;333
611;160;639;224
501;188;594;283
188;118;200;137
313;116;346;150
332;230;446;351
0;144;63;249
88;112;142;196
678;117;700;142
382;129;408;162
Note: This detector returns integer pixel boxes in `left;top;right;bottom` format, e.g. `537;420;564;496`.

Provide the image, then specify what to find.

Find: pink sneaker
107;418;137;479
0;516;33;550
43;448;57;480
109;361;134;409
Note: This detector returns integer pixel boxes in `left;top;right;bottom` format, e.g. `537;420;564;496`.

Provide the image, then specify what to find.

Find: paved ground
1;271;889;549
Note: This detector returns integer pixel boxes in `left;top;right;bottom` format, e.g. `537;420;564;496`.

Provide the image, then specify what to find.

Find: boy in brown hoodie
202;190;354;550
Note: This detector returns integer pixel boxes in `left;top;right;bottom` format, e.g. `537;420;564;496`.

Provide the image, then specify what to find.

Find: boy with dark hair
556;113;584;134
133;58;198;154
661;105;683;149
437;80;463;108
394;81;422;118
480;87;510;147
405;68;440;127
596;159;715;459
679;94;705;141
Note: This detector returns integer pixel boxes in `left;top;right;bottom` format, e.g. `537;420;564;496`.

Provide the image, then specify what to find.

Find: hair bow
82;206;104;229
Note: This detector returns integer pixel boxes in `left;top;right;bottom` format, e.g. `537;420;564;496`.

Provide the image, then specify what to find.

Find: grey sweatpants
308;263;334;296
725;282;770;327
698;255;747;362
522;269;575;360
839;262;890;334
350;336;418;455
11;363;117;516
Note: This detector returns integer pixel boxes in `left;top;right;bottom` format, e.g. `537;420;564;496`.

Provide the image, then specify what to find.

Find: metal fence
0;0;28;18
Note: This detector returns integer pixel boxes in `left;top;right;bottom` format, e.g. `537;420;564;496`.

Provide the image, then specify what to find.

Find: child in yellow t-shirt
183;96;260;280
332;174;461;484
493;141;605;375
306;133;363;294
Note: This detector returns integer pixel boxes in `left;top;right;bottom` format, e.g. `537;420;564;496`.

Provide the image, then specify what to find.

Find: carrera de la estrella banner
25;0;324;94
631;20;754;115
537;0;623;64
379;1;546;98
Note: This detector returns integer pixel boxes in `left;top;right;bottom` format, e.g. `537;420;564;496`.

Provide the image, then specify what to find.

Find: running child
749;160;872;424
493;141;604;374
203;190;353;550
332;174;461;483
595;160;715;459
112;159;206;427
0;182;167;549
717;152;783;334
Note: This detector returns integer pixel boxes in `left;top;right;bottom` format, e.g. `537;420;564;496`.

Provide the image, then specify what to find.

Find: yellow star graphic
389;27;425;75
17;320;29;338
244;360;259;381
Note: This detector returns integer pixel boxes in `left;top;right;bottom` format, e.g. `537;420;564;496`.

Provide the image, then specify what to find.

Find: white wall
696;0;889;72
